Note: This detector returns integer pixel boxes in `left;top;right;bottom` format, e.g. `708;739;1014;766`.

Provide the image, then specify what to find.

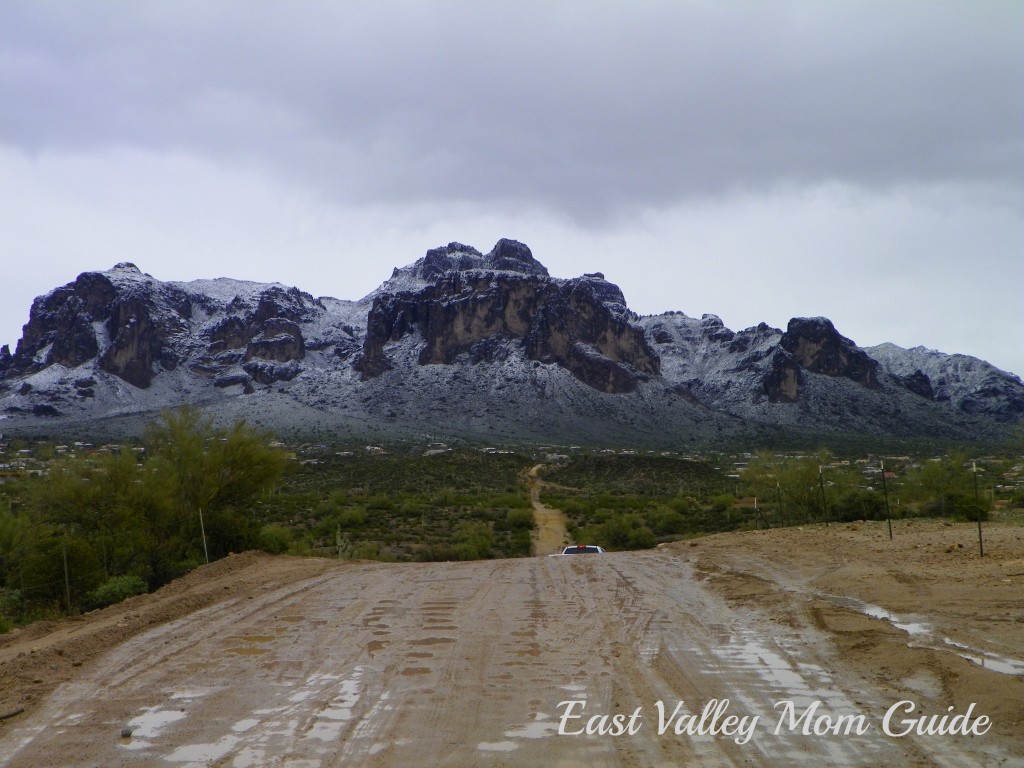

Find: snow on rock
1;240;1022;443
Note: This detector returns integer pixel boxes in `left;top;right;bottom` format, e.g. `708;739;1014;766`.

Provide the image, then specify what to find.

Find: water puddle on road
119;707;188;751
477;712;562;753
477;692;585;753
939;638;1024;675
823;594;1024;676
164;734;241;764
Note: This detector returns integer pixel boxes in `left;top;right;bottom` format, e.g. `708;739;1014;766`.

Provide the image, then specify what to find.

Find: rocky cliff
1;240;1022;446
356;240;659;393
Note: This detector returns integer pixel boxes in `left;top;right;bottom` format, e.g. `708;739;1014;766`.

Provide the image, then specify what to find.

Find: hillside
1;240;1022;446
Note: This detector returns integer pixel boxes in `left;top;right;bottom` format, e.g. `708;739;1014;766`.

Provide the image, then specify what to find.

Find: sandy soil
527;464;569;556
0;520;1020;767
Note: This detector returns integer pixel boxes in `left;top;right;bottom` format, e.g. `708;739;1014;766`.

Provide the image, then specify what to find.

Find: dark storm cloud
2;1;1020;220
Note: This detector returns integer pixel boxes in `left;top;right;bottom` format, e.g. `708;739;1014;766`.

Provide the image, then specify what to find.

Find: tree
742;450;859;526
2;407;288;616
145;406;287;565
903;453;976;517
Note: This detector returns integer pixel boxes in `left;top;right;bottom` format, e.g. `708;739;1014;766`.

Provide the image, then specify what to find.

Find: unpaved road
0;521;1022;767
527;463;569;556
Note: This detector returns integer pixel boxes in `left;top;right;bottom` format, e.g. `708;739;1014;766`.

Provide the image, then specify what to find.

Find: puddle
827;596;931;636
824;595;1024;676
120;707;187;751
477;711;561;752
125;707;187;739
505;713;560;739
302;667;365;742
165;735;240;764
478;740;519;751
940;638;1024;676
171;688;216;701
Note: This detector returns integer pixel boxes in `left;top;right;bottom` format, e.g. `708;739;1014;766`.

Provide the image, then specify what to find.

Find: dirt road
0;521;1021;767
527;463;568;556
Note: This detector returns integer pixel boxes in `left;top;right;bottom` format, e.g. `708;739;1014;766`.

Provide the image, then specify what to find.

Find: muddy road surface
0;521;1021;767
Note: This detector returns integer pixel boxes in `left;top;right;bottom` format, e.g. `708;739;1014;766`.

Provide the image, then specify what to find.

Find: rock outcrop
1;239;1022;444
762;317;881;404
357;242;658;393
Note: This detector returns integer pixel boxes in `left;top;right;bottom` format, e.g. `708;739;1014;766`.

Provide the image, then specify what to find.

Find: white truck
549;544;606;556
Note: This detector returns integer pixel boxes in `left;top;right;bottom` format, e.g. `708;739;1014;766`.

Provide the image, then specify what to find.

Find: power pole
818;466;828;526
881;459;893;541
62;530;72;615
974;462;984;557
199;507;210;564
776;482;784;528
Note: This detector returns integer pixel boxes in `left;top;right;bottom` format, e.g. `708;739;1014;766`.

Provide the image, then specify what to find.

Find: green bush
921;494;989;522
452;521;496;560
505;509;535;531
650;506;687;535
83;575;148;611
337;507;368;528
259;524;293;554
0;589;22;633
834;489;887;521
578;513;656;551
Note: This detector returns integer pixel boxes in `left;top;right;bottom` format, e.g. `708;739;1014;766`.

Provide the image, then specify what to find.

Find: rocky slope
1;239;1021;446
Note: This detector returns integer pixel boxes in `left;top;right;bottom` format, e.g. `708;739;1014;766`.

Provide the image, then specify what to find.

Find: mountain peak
386;238;549;290
2;241;1023;444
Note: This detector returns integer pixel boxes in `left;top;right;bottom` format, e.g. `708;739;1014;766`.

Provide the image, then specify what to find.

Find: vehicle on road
549;544;606;556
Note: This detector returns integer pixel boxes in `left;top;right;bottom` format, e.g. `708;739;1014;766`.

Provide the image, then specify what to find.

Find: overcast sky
2;1;1021;377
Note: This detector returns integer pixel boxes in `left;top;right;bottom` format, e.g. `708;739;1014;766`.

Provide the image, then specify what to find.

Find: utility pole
974;462;984;557
62;530;72;615
199;507;210;564
754;497;770;529
818;466;828;526
881;459;893;541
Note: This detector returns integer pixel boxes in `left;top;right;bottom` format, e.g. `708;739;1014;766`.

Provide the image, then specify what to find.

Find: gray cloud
1;1;1021;378
2;1;1020;220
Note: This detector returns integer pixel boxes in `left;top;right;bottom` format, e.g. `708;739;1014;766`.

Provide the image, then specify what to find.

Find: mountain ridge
1;239;1021;446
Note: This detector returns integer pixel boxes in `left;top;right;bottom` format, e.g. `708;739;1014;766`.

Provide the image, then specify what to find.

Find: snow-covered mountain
1;240;1021;446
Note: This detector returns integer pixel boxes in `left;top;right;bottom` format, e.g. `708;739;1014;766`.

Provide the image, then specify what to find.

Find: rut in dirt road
0;548;1009;768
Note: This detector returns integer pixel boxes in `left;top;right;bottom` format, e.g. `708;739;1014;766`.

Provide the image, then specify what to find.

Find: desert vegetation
0;415;1020;629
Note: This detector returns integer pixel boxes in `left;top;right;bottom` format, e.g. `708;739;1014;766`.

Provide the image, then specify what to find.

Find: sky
1;1;1022;376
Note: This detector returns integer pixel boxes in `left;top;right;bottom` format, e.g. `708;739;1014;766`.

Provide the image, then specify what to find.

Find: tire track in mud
0;551;1011;767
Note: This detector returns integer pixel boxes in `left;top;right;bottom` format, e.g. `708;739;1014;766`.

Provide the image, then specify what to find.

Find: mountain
1;239;1022;447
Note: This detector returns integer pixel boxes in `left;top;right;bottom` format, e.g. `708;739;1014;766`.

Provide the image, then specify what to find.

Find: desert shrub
834;489;887;521
258;524;293;554
0;590;22;633
921;493;989;521
504;509;535;531
649;506;687;535
451;522;495;560
577;513;656;551
83;575;148;611
337;507;368;528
